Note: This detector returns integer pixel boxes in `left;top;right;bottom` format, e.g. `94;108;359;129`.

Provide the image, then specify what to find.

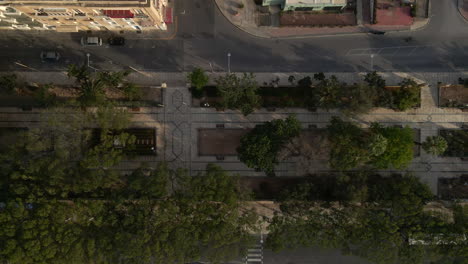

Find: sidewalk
214;0;428;38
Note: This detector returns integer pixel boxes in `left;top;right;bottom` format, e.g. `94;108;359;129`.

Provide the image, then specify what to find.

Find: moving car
108;36;125;46
40;51;60;62
81;36;103;46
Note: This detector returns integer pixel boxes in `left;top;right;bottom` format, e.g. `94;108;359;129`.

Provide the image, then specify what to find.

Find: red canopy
102;10;134;18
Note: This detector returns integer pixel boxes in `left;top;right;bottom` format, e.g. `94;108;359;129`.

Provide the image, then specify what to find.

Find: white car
40;51;60;62
80;36;103;46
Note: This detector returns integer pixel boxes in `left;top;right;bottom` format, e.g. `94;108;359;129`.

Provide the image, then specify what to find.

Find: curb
212;0;272;39
456;0;468;23
213;0;432;40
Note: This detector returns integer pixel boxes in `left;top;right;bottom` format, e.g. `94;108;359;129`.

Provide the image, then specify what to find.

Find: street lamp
370;54;374;71
227;52;231;74
86;53;90;68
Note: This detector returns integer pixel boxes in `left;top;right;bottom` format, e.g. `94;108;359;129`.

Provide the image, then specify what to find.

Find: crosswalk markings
245;242;263;264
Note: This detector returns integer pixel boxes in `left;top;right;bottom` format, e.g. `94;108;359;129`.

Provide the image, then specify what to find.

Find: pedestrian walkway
245;236;264;264
1;71;468;194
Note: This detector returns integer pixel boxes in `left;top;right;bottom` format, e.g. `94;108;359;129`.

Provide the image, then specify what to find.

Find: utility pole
227;52;231;73
86;53;90;68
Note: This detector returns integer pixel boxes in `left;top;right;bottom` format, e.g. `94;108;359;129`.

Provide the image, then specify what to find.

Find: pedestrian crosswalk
245;243;263;264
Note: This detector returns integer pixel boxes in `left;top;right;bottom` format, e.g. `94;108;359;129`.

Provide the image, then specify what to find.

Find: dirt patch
198;128;249;156
140;87;163;103
280;11;356;26
439;85;468;108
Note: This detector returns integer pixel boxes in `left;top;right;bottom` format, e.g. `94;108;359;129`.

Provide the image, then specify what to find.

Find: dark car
108;36;125;46
40;51;60;62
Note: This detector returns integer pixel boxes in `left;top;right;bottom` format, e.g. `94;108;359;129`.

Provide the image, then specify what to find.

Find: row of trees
236;116;448;174
0;66;142;108
187;69;422;115
266;173;468;264
0;107;257;264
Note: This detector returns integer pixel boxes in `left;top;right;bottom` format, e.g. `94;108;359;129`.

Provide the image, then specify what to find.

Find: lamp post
86;53;90;68
227;52;231;74
370;54;374;71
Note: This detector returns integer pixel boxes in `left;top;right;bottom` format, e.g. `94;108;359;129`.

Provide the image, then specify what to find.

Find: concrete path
1;71;468;194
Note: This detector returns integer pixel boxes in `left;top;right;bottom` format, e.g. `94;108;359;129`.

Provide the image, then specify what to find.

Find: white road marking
346;45;431;56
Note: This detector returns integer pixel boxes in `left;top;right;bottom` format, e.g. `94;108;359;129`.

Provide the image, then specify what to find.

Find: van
81;36;103;46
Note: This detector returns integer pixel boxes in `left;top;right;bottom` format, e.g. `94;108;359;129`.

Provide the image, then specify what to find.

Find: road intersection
0;0;467;73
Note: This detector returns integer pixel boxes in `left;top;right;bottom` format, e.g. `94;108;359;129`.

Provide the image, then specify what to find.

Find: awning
102;10;134;18
164;7;173;24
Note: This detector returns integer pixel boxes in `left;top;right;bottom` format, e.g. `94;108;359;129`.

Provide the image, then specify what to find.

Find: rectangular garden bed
90;128;157;156
439;84;468;109
198;128;249;156
439;129;468;157
0;84;162;108
192;85;420;110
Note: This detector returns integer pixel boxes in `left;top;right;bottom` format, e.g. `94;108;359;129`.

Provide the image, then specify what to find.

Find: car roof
87;37;100;42
43;51;58;58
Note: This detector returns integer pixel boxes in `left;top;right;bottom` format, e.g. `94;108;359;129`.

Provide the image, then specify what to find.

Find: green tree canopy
216;73;260;116
393;78;422;111
326;117;374;170
188;68;209;90
422;136;448;156
67;64;132;107
266;174;454;264
327;117;414;170
369;124;414;169
237;116;301;174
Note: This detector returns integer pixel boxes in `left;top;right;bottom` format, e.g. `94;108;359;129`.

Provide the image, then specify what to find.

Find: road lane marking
346;45;431;56
14;62;38;71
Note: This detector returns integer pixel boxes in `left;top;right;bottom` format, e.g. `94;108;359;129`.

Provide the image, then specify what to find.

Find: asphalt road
262;247;371;264
0;0;467;72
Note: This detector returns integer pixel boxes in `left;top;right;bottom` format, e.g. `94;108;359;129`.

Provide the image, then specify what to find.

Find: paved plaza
1;71;468;194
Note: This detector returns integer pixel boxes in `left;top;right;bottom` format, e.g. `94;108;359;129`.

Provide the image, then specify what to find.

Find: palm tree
422;136;448;156
67;64;131;106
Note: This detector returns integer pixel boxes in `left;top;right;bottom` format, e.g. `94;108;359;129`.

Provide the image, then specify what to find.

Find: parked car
40;51;60;62
81;36;103;46
108;36;125;46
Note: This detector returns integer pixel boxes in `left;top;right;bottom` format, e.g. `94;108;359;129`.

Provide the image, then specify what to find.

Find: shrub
188;68;209;89
121;82;142;101
392;78;421;111
34;84;57;107
0;74;18;94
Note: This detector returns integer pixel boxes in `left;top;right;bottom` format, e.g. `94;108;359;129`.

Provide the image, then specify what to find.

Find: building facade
0;0;170;32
